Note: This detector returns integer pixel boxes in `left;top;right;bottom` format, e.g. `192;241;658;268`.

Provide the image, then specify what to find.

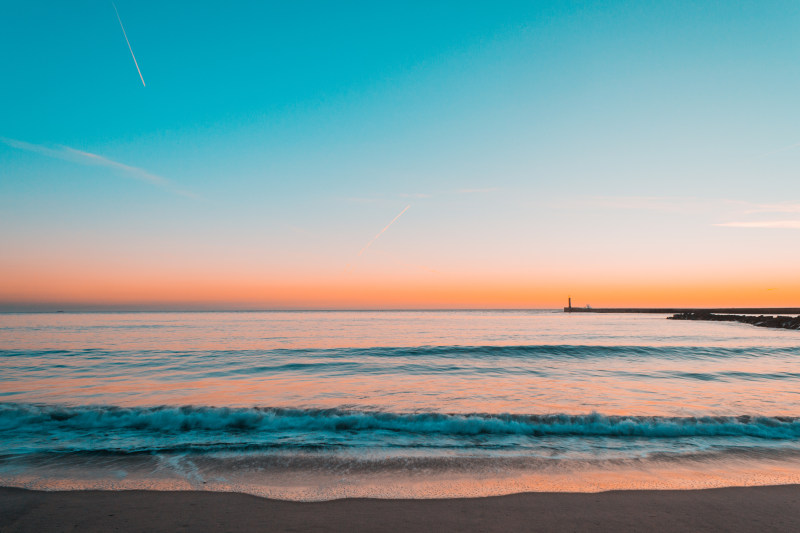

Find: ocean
2;310;800;500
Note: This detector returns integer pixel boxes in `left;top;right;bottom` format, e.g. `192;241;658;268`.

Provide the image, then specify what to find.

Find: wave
12;447;800;475
4;344;798;361
3;403;800;440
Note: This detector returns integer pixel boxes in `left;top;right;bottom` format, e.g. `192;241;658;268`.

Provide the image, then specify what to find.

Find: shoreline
3;485;800;532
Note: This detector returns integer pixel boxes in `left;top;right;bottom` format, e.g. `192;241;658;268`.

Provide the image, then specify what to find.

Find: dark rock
668;312;800;331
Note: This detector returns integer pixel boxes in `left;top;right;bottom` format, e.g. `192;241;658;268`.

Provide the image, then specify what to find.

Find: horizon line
2;306;798;314
0;307;562;314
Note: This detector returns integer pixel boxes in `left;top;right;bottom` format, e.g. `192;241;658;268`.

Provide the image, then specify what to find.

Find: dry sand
3;485;800;532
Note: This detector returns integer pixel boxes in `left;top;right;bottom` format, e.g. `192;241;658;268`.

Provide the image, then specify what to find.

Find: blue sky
2;1;799;309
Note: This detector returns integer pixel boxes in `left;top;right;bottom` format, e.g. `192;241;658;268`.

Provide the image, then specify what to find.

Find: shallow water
2;310;800;499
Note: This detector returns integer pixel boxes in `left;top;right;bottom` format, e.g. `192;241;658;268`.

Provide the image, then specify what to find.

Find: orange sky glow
3;269;799;310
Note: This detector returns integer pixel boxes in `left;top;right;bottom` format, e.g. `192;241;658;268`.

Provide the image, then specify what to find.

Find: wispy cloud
745;203;800;214
285;224;312;236
341;187;498;207
714;220;800;229
555;195;745;213
751;141;800;161
343;196;381;204
1;137;194;198
457;187;500;194
556;195;800;214
554;194;800;230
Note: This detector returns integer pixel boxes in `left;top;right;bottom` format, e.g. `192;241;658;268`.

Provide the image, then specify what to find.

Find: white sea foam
3;403;800;440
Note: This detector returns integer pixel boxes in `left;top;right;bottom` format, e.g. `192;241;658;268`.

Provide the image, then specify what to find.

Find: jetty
563;299;800;315
668;312;800;331
563;307;800;314
562;299;800;330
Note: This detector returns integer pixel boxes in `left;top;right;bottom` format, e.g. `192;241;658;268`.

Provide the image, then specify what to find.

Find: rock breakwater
668;312;800;330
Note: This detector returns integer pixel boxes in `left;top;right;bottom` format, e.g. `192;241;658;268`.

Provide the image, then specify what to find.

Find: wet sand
3;485;800;532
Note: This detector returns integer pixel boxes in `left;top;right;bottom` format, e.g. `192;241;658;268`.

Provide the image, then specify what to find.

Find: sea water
2;310;800;499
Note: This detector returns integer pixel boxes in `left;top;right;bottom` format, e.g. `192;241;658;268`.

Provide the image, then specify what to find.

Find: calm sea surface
2;310;800;499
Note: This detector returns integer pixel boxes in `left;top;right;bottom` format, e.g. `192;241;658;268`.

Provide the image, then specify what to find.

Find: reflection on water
1;310;799;498
1;311;799;415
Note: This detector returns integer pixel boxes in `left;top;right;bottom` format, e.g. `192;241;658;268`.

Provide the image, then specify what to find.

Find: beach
3;485;800;532
3;311;800;527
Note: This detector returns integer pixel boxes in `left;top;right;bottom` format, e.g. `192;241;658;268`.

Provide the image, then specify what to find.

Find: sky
1;0;799;310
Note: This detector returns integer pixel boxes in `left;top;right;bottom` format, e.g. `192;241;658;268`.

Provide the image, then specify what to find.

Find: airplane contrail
112;2;145;87
358;205;411;256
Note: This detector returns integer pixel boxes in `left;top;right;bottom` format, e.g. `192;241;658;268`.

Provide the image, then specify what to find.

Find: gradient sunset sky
2;1;799;310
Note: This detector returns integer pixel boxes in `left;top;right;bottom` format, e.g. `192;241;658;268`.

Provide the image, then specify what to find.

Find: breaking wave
3;403;800;440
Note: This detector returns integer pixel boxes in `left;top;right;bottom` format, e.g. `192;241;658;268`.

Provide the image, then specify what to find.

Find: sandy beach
3;485;800;532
